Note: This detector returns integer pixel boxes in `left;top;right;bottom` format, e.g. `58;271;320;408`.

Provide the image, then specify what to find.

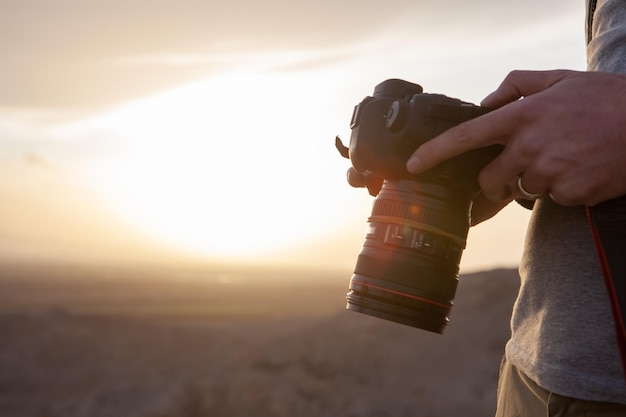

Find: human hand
406;70;626;207
469;193;512;226
346;167;384;196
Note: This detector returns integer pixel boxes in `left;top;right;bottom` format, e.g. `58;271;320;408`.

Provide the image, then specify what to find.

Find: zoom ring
372;197;467;237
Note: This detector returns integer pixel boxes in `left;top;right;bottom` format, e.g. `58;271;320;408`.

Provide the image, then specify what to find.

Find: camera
336;79;501;333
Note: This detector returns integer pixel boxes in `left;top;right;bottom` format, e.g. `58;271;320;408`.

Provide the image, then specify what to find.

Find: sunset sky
0;0;586;272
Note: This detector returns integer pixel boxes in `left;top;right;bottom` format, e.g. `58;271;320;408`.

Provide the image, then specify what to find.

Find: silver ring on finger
516;176;543;200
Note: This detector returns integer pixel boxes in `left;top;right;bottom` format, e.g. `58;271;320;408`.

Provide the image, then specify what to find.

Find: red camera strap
586;196;626;383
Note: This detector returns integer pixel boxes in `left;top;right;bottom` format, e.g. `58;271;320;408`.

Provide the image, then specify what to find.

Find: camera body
339;79;500;333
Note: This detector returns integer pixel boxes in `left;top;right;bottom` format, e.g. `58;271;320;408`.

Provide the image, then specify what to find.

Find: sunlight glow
54;69;348;260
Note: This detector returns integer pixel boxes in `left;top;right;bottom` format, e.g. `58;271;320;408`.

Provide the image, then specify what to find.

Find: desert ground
0;262;520;417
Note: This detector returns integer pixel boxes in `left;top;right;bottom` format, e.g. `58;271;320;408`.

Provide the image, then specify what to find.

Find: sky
0;0;587;272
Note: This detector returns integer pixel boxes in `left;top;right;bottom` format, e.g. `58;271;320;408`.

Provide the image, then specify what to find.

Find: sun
68;70;348;261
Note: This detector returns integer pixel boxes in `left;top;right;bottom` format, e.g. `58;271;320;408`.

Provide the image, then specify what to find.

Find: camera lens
346;179;471;333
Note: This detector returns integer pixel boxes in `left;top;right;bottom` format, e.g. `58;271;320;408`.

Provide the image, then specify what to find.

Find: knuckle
531;163;558;184
450;122;474;147
550;189;580;206
516;103;541;126
477;168;505;201
476;169;492;193
506;70;523;82
550;180;596;207
517;140;542;163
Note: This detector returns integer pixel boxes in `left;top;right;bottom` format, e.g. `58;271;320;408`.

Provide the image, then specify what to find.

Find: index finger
405;104;518;174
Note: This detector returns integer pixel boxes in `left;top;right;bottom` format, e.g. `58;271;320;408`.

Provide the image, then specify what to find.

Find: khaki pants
495;358;626;417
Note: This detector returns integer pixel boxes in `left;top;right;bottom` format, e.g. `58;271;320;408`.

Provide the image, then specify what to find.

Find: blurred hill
0;264;519;417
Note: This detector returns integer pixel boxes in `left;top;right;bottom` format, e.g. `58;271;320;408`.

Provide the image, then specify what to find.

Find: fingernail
480;95;493;107
480;91;496;107
406;157;421;173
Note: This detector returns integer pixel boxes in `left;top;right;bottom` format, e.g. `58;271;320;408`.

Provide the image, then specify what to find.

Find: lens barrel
346;179;471;333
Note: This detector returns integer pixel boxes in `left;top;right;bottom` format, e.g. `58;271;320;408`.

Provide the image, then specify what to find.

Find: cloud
23;152;59;172
0;0;585;269
1;0;579;109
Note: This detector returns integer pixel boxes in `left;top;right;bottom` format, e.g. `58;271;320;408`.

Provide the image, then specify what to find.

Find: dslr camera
336;79;500;333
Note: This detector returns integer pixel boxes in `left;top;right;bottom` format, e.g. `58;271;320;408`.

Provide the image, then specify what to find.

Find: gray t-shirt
505;0;626;404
